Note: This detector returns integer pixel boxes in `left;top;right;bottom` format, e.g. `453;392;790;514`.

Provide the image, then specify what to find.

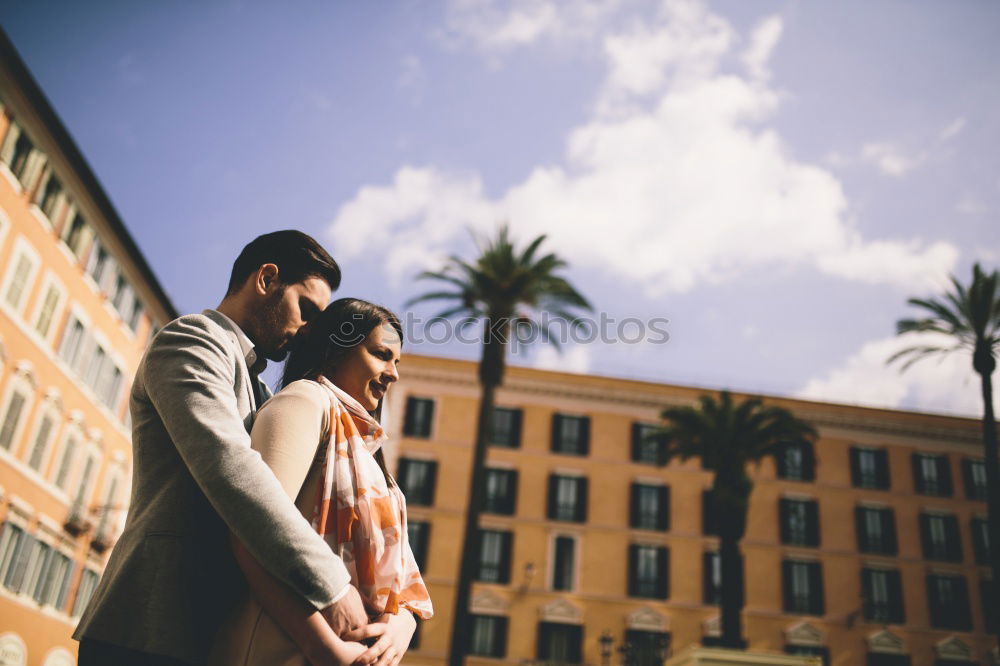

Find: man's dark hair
226;230;341;296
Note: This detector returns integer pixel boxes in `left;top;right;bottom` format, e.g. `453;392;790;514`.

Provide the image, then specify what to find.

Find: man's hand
321;586;369;636
349;610;416;666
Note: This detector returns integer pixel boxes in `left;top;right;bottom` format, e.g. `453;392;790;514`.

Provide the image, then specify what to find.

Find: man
74;230;368;665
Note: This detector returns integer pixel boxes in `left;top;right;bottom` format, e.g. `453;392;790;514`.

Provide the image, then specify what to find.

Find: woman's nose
384;364;399;383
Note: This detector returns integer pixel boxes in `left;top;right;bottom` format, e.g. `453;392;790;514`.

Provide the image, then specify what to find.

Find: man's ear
254;263;280;295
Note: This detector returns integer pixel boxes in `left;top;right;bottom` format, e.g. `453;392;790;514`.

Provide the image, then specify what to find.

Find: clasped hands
317;586;415;666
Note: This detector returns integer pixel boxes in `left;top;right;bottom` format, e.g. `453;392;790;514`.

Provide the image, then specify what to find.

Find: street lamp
599;631;615;666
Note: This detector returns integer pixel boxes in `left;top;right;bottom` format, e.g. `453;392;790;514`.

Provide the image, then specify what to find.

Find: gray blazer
74;310;351;664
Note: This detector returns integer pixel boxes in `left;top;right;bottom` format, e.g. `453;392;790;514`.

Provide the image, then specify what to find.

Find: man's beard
253;288;290;362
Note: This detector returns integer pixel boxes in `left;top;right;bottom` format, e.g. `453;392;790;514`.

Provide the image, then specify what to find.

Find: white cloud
796;332;995;417
741;15;782;81
940;116;966;141
330;0;957;295
861;142;924;177
529;343;593;373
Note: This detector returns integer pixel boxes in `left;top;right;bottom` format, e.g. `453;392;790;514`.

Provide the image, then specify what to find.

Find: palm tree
408;225;591;666
889;263;1000;642
652;391;816;649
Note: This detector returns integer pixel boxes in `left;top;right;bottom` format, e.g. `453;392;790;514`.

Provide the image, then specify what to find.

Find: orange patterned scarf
312;377;433;620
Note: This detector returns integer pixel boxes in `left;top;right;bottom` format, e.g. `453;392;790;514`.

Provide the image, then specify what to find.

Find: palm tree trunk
979;368;1000;645
716;489;747;649
448;322;507;666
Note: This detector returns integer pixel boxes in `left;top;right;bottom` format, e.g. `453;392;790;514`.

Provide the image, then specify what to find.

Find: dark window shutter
551;414;561;452
884;509;898;555
875;449;890;489
855;507;869;551
576;477;589;522
803;444;816;481
962;459;974;499
809;562;824;615
938;456;953;496
781;560;794;612
424;461;438;506
776;444;788;477
629;483;640;528
954;576;971;629
919;513;932;558
627;544;639;596
547;475;558;520
779;499;791;544
703;490;718;535
861;568;874;619
498;532;513;584
656;547;669;599
702;551;716;604
495;617;508;658
849;448;862;486
658;486;670;531
888;569;904;623
912;454;924;494
806;501;820;547
510;409;523;448
507;470;519;515
944;515;962;561
631;422;642;461
580;417;590;456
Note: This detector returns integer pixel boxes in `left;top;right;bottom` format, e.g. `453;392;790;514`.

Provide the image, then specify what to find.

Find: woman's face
326;322;401;411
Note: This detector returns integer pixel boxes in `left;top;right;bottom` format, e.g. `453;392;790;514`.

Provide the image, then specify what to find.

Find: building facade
0;32;176;666
384;354;997;666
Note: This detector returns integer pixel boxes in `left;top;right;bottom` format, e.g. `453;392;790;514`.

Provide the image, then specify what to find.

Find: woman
211;299;432;666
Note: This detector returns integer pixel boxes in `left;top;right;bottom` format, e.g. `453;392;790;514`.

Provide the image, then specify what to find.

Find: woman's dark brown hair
280;297;403;483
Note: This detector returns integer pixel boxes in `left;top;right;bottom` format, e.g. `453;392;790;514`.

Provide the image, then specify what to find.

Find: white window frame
57;304;91;375
49;415;85;498
0;205;10;254
0;236;41;317
71;442;102;507
0;368;37;457
29;272;67;345
31;166;68;229
71;567;100;618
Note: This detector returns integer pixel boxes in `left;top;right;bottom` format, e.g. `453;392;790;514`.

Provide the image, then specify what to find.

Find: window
776;442;815;481
469;615;507;658
33;282;62;338
630;483;669;531
0;385;29;451
85;239;111;288
861;568;904;623
850;447;890;490
702;490;718;536
31;546;73;610
982;578;998;633
627;544;668;599
475;529;512;583
971;517;990;565
855;506;897;555
3;247;37;312
785;646;829;666
58;314;87;369
73;452;98;504
782;560;824;615
547;475;587;522
703;551;721;605
927;574;971;630
0;122;36;184
962;459;987;501
551;414;589;456
59;212;88;258
52;434;79;490
551;536;575;591
537;622;582;664
913;453;952;497
407;521;430;571
919;513;962;562
26;411;57;471
490;407;522;448
403;397;434;438
127;297;143;332
779;499;820;547
0;522;28;591
484;468;517;515
37;172;63;221
397;458;437;506
631;422;662;464
624;630;670;666
72;569;100;617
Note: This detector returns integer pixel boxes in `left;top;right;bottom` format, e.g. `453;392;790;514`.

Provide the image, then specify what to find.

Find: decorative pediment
868;629;905;654
41;648;75;666
785;621;824;646
470;589;509;616
539;598;583;623
935;636;973;660
703;616;720;637
0;632;27;666
627;607;667;632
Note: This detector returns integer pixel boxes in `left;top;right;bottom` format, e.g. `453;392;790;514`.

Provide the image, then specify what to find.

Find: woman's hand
305;638;368;666
349;610;416;666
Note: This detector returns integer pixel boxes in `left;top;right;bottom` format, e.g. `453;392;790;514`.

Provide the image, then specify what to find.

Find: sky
2;0;998;418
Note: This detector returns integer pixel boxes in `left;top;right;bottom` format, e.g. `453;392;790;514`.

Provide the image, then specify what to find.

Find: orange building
0;32;176;666
383;354;997;666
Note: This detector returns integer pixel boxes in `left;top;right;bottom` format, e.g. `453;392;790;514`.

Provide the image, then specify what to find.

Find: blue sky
3;0;998;416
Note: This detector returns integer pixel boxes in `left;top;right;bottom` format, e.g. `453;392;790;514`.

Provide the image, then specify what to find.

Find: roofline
0;27;179;321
